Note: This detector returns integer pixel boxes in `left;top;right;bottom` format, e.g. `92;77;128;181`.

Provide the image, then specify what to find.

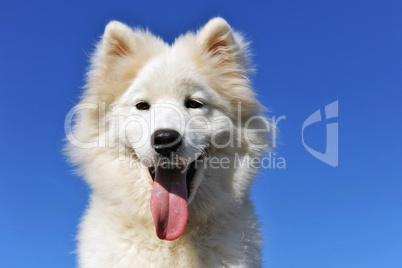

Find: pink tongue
150;166;188;241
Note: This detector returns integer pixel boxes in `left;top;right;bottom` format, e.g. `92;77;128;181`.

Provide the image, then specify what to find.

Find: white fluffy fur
67;17;269;267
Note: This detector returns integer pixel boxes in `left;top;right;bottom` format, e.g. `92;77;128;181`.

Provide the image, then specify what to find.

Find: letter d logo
302;101;339;167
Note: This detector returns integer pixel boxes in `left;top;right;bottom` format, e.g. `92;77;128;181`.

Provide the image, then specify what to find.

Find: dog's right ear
86;21;166;103
102;21;135;57
85;21;146;102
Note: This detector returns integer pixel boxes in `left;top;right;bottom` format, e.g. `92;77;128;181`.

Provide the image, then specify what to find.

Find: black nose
151;129;182;157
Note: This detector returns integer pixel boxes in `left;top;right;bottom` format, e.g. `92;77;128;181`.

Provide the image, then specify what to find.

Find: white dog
66;17;270;267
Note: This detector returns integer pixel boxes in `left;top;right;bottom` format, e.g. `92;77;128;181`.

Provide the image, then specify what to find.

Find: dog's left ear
196;17;236;60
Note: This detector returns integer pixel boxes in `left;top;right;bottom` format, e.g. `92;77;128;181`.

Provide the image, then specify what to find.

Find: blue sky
1;0;401;267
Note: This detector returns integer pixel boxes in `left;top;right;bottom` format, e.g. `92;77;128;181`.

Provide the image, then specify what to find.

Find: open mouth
148;158;199;241
148;160;197;198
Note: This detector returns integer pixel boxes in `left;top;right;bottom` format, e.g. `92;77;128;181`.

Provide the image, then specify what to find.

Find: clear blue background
1;1;401;267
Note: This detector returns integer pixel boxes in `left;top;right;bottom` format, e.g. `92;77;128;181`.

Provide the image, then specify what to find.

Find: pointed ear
102;21;135;57
196;17;235;59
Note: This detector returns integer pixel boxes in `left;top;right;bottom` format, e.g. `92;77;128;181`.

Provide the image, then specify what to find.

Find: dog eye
136;101;150;110
185;99;204;109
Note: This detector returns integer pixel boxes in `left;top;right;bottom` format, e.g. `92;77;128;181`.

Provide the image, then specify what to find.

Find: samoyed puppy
66;17;271;267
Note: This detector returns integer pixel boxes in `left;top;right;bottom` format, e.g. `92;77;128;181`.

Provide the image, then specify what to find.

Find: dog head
67;18;270;240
